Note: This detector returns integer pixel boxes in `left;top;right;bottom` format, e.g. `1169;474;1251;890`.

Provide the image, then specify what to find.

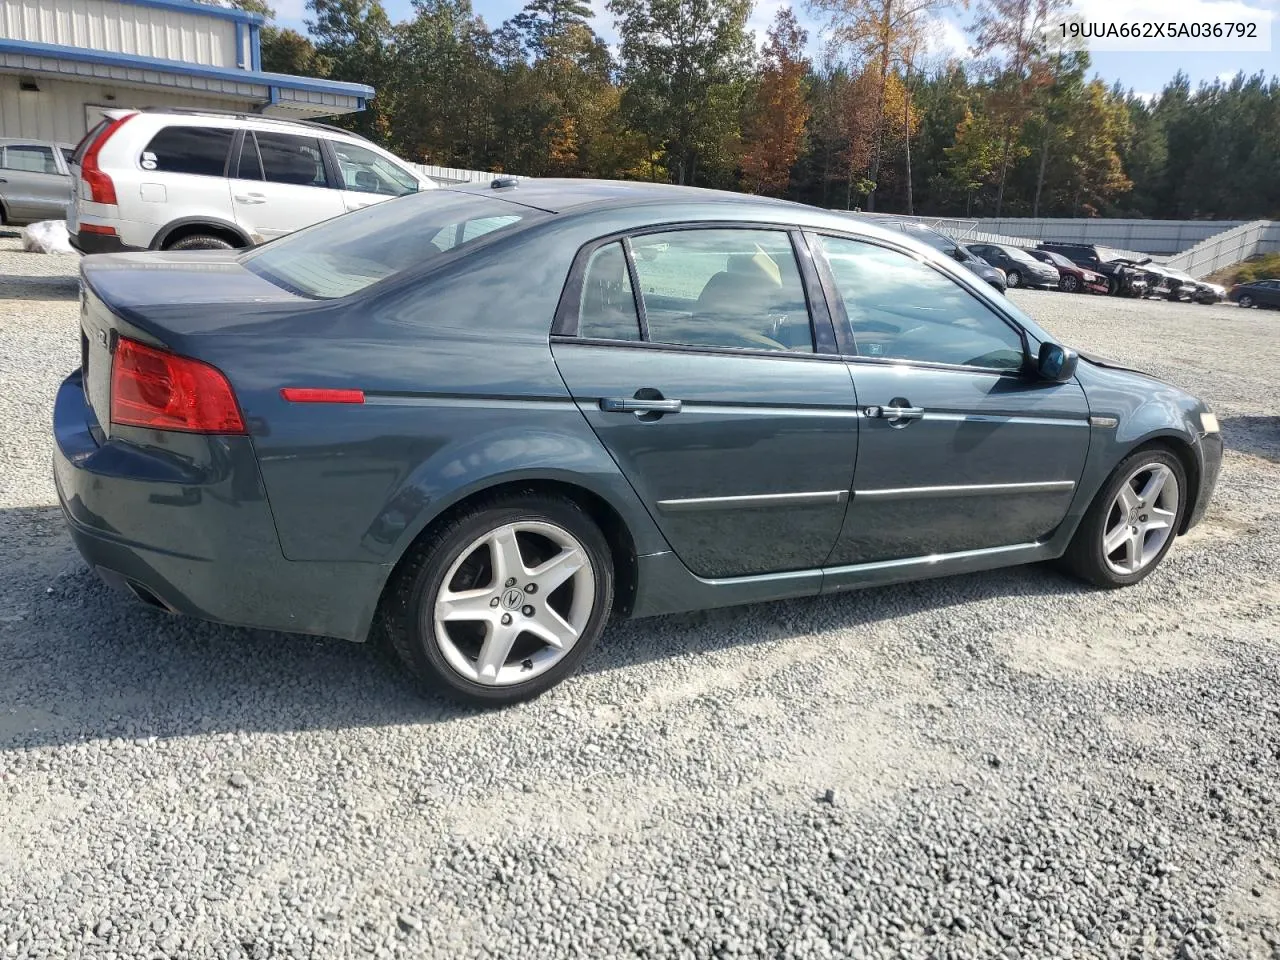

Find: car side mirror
1037;341;1078;382
952;248;968;262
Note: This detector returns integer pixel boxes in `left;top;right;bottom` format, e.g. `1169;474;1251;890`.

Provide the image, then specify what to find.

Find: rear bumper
53;370;386;641
69;230;141;256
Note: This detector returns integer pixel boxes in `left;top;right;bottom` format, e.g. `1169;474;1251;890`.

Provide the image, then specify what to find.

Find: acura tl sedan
54;181;1223;705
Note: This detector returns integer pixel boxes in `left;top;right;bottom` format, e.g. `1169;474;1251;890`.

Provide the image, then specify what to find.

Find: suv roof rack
130;106;373;143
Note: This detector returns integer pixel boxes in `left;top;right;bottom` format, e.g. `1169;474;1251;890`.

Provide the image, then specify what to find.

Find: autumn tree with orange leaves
740;8;812;195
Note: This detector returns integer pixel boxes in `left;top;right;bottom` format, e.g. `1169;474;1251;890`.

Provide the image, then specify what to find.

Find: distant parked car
1135;263;1197;301
1163;268;1225;305
1229;279;1280;309
857;216;1006;292
66;108;436;255
966;243;1058;289
0;138;75;226
1026;249;1108;294
1037;241;1150;298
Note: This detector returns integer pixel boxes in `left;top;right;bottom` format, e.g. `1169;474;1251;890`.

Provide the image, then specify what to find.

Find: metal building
0;0;373;141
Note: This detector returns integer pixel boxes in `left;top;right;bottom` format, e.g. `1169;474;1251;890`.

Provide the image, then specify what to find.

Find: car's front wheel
384;493;614;704
1061;448;1187;588
1061;274;1080;293
1238;294;1255;308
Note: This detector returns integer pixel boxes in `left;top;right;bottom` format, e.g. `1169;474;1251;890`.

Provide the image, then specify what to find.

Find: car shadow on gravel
1221;415;1280;462
0;274;79;300
0;504;1097;753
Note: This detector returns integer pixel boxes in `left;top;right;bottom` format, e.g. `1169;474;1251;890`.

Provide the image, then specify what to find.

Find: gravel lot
2;234;1279;960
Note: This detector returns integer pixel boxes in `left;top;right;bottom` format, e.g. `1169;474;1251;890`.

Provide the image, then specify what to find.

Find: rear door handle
234;193;266;204
865;405;925;420
600;398;682;414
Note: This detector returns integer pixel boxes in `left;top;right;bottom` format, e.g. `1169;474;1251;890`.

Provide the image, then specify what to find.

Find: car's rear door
810;232;1091;572
551;226;859;579
229;131;346;241
0;144;68;221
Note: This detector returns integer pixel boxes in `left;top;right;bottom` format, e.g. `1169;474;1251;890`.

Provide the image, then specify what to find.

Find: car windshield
241;191;530;299
1003;247;1040;265
900;224;956;254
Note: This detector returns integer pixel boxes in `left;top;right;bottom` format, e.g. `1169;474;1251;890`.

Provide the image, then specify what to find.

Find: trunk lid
80;252;307;437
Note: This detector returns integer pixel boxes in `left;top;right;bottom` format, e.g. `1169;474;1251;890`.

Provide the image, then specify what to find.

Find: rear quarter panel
188;219;675;566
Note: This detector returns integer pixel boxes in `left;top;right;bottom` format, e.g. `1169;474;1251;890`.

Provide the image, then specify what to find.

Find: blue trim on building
0;38;375;99
250;24;262;72
117;0;264;25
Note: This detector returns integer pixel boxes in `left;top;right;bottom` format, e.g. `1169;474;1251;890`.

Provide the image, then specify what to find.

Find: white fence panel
968;218;1252;255
411;163;509;186
1164;221;1280;277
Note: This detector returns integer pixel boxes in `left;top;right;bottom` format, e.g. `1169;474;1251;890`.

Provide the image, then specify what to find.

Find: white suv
67;109;436;255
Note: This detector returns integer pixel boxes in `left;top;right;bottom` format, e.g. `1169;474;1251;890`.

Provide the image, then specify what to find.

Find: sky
272;0;1280;97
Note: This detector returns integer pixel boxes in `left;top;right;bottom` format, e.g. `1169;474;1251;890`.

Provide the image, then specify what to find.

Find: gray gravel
3;237;1280;959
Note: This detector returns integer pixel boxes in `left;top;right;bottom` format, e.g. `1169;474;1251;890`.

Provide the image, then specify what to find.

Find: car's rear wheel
1060;448;1187;588
1238;294;1255;308
167;234;235;251
1005;270;1022;288
384;494;614;705
1061;274;1080;293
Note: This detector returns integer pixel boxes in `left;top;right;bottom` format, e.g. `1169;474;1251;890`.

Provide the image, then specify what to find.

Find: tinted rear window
142;126;234;177
241;191;536;299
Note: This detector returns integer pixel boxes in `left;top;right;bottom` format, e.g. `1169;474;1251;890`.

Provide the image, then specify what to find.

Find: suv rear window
241;191;535;299
142;126;235;177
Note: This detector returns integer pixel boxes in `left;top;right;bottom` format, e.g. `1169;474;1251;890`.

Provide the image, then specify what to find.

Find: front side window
3;145;58;174
254;132;328;187
817;235;1026;371
241;191;531;299
329;141;418;197
141;126;234;177
627;229;813;352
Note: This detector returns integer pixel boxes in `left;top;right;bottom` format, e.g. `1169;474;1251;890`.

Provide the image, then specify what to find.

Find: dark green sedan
54;180;1223;704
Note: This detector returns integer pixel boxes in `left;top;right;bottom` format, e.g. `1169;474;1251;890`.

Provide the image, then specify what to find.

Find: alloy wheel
1239;295;1254;308
1063;275;1080;293
429;520;596;686
1102;463;1180;576
1006;270;1021;288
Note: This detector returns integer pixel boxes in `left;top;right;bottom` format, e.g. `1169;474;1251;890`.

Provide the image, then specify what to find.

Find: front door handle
600;397;682;414
865;404;925;421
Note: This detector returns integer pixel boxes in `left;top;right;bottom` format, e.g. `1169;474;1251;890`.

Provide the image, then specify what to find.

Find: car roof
0;137;76;149
441;178;809;216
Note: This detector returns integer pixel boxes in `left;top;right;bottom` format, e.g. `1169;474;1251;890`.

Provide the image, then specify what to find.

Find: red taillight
78;223;117;236
110;338;245;434
81;113;135;206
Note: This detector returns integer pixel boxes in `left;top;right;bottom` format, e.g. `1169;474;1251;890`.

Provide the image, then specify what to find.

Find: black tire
383;493;615;705
167;234;235;251
1006;270;1022;288
1059;447;1188;589
1106;276;1119;296
1061;274;1080;293
1238;295;1255;308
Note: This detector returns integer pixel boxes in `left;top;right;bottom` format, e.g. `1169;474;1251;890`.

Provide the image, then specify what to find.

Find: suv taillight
80;113;135;206
110;338;245;434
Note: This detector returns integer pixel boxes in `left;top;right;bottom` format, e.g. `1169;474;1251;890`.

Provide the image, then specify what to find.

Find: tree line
235;0;1280;219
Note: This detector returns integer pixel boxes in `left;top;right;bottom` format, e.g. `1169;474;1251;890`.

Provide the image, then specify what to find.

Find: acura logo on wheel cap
501;588;524;610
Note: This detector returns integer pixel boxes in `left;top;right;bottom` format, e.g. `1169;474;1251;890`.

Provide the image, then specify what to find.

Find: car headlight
1200;411;1220;434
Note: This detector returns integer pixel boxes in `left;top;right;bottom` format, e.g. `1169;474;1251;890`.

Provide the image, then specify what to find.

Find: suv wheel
1106;277;1119;296
168;234;235;251
384;493;615;705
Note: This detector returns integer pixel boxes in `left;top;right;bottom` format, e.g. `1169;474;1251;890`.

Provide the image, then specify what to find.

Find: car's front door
551;227;859;579
0;144;69;221
810;233;1091;570
229;131;346;241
